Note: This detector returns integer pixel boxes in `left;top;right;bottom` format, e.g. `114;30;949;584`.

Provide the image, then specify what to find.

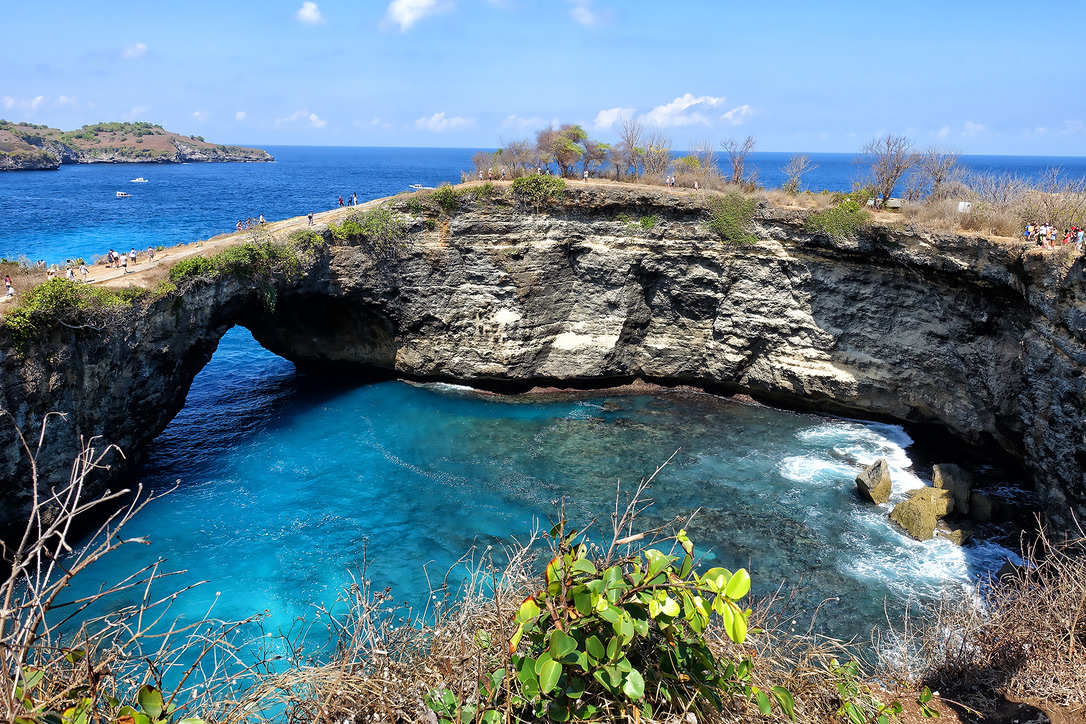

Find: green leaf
606;636;621;661
771;686;796;720
566;677;586;699
547;702;571;722
644;549;671;580
534;651;555;676
539;658;562;694
138;685;164;720
725;568;751;599
660;595;681;618
574;590;593;616
622;668;645;700
570;557;597;576
480;710;502;724
586;635;605;663
516;596;540;623
756;690;772;716
63;649;86;665
723;600;749;643
20;669;43;690
549;630;578;660
178;719;207;724
474;629;492;649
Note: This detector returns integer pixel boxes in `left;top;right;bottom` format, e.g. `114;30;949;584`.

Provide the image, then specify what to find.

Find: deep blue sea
3;147;1073;648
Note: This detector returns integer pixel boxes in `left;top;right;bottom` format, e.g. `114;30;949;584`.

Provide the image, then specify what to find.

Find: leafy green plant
432;184;461;215
804;199;871;241
427;520;793;722
328;205;408;246
512;175;567;211
705;192;759;244
2;279;148;351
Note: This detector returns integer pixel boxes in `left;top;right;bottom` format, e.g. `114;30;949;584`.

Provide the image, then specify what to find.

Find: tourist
308;211;314;226
130;247;137;264
66;266;74;281
108;248;117;268
479;170;483;181
80;263;88;282
338;196;344;207
584;169;589;182
352;192;358;206
121;253;129;274
694;180;700;192
1078;228;1084;251
259;213;265;224
500;168;506;181
5;275;13;298
236;220;243;232
148;246;155;261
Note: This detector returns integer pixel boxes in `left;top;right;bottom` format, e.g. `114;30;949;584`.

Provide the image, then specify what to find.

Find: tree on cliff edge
861;134;917;206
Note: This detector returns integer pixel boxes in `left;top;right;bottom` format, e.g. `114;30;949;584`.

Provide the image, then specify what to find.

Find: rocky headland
0;184;1083;543
0;120;272;170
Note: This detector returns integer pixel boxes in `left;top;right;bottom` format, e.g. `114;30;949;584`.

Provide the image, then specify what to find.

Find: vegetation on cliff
328;205;408;245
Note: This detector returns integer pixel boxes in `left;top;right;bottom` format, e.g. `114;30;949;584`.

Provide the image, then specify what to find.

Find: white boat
116;191;131;197
130;177;148;183
409;183;434;191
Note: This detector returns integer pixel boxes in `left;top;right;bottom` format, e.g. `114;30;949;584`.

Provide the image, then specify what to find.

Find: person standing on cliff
80;263;88;283
308;211;314;226
5;276;13;298
120;253;129;274
338;196;344;207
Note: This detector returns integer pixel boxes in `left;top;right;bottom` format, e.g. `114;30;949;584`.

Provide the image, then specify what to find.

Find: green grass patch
804;199;871;240
329;206;408;246
706;192;758;244
512;175;566;210
3;279;149;351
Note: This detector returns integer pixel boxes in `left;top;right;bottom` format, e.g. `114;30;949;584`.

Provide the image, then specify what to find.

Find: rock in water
933;463;973;515
856;458;893;504
970;491;994;521
890;487;955;540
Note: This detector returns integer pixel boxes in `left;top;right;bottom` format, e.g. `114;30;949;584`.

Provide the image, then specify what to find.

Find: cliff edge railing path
1;181;1084;544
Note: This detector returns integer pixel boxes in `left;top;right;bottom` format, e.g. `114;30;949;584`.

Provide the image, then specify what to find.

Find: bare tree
780;154;818;195
580;139;612;176
721;135;757;187
642;128;672;176
497;138;533;178
615;114;645;179
674;139;723;187
914;146;962;201
860;134;917;206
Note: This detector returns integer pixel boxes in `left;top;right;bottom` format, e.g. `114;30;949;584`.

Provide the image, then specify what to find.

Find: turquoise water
69;326;1016;645
0;146;1041;648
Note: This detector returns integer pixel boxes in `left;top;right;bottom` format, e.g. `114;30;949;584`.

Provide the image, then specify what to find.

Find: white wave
778;455;856;485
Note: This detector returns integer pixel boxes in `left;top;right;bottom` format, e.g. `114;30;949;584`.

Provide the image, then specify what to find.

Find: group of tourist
235;215;265;231
338;193;359;207
1026;223;1084;250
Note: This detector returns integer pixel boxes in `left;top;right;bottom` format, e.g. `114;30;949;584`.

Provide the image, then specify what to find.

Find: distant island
0;120;273;170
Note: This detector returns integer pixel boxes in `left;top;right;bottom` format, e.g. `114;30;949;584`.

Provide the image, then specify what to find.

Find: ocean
2;146;1067;646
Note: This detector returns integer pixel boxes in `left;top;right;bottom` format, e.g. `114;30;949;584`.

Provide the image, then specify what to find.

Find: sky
2;0;1085;156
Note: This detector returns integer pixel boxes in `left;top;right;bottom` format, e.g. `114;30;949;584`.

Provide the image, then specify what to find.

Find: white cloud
386;0;447;30
275;109;327;128
641;93;725;127
1;95;46;112
1062;120;1083;135
415;111;473;131
502;114;548;131
235;111;246;121
123;106;150;121
122;42;148;60
721;104;754;126
937;125;950;139
592;107;634;131
962;121;986;137
192;110;210;123
567;0;612;27
296;1;326;25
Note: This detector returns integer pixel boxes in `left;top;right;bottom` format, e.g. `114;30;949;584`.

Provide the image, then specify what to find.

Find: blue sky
3;0;1084;155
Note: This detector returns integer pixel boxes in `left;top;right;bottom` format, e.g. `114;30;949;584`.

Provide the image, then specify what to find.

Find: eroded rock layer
2;186;1083;539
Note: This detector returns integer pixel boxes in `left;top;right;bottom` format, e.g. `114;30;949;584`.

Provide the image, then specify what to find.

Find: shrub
512;175;567;210
431;184;461;215
705;192;759;244
2;279;148;351
804;200;871;241
427;518;794;723
329;205;408;246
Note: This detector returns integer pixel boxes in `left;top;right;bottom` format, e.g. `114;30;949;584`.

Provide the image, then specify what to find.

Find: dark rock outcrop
2;186;1085;541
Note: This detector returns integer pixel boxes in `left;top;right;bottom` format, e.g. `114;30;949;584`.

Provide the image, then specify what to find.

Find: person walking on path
308;211;314;226
5;276;13;298
259;213;265;225
583;170;589;182
121;253;129;274
80;263;88;283
130;248;137;265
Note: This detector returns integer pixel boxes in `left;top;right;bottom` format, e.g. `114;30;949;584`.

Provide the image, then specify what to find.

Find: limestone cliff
1;186;1083;540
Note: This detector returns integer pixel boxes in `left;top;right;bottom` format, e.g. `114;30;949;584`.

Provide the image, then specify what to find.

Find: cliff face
2;186;1084;539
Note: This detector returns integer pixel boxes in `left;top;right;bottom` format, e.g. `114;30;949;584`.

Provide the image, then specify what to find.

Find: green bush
705;192;758;244
804;200;871;241
512;175;567;210
431;184;461;215
329;206;408;246
427;522;793;723
2;279;148;351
